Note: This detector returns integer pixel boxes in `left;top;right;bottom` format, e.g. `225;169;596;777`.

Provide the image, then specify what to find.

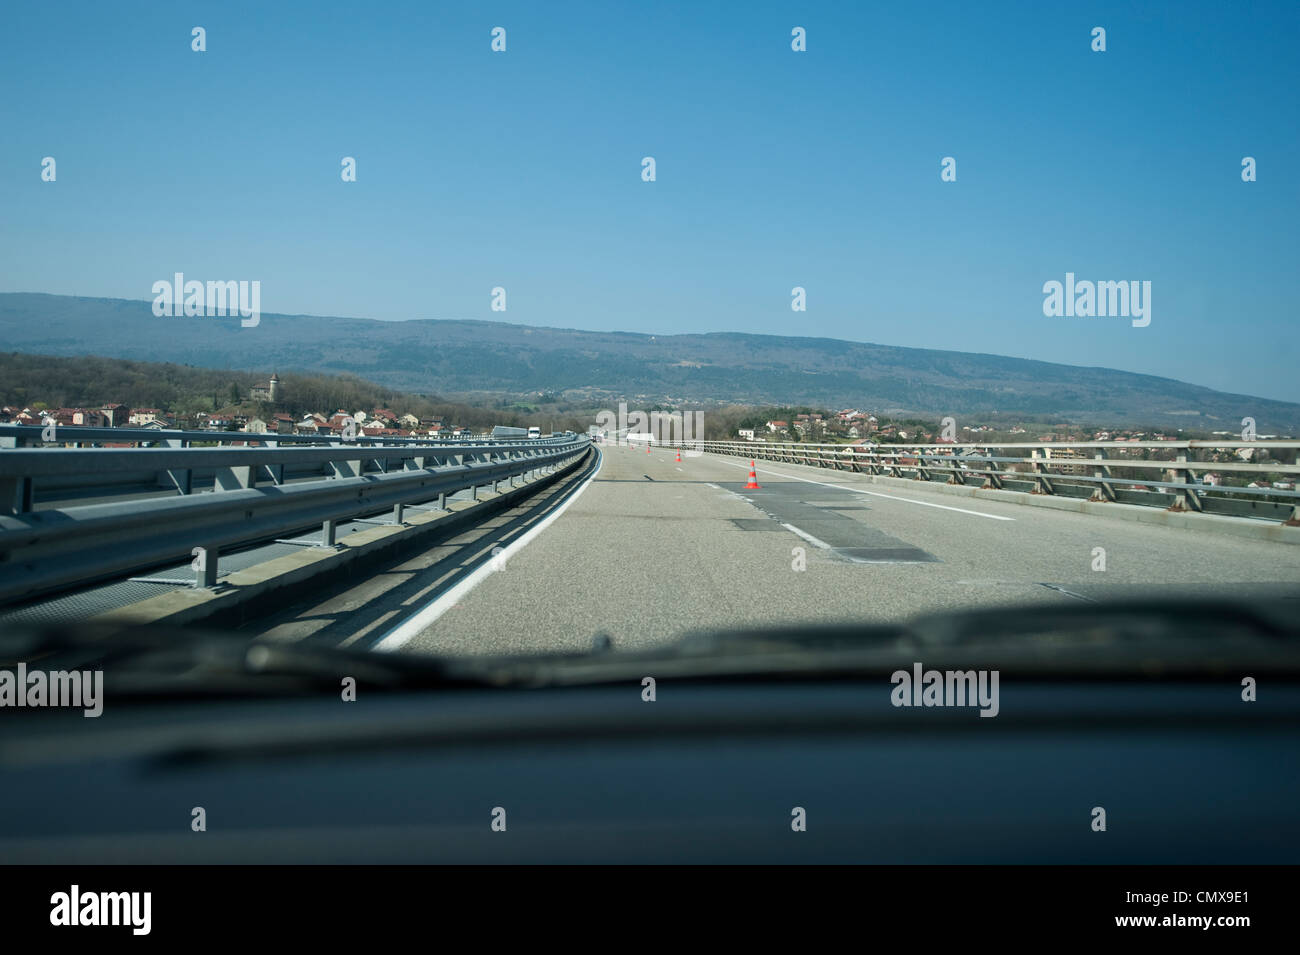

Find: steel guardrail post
1168;452;1203;512
1091;449;1115;501
1030;449;1054;495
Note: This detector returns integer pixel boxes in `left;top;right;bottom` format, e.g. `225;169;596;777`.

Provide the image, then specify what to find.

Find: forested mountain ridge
2;293;1295;432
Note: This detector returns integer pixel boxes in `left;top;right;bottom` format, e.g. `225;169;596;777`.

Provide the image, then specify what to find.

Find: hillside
0;353;565;433
1;293;1295;432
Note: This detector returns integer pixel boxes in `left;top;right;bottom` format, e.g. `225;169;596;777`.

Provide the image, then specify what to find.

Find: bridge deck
234;444;1300;655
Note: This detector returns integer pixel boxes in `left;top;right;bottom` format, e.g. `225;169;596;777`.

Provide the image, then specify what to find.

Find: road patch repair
720;481;940;564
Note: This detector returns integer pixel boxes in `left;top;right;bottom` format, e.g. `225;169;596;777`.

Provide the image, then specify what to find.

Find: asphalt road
377;443;1300;656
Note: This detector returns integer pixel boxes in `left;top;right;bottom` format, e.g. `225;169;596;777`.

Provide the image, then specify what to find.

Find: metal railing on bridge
0;431;591;605
662;438;1300;524
0;423;574;510
0;422;562;450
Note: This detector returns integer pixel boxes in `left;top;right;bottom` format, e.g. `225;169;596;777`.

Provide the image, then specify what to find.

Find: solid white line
719;458;1014;521
781;522;832;549
372;449;604;652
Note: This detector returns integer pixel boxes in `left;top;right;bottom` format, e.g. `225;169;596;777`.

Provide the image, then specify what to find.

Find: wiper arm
0;622;495;698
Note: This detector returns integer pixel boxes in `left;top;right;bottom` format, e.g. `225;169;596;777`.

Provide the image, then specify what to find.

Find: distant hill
1;292;1295;432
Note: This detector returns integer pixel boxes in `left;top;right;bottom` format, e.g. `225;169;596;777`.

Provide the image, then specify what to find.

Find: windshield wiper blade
481;597;1300;686
0;622;500;698
4;597;1298;699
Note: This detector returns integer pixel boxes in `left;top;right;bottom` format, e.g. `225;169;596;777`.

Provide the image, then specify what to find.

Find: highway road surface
242;443;1300;655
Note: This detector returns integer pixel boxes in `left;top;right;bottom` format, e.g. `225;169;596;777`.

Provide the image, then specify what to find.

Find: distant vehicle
626;432;657;446
528;426;542;439
492;425;528;439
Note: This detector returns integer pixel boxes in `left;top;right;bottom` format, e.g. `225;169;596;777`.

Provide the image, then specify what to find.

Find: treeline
0;352;579;430
0;352;418;417
5;352;1203;440
0;352;253;412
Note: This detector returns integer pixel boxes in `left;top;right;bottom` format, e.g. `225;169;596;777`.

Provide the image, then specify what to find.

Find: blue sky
1;0;1296;401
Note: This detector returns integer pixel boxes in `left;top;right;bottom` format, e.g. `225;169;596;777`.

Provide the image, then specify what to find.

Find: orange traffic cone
646;442;651;454
675;450;682;463
743;460;761;489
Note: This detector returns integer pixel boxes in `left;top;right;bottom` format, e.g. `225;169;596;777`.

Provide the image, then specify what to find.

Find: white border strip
372;449;604;652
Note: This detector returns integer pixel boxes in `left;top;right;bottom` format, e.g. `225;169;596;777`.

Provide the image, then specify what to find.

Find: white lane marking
717;458;1014;521
372;449;604;652
781;522;831;549
705;482;720;489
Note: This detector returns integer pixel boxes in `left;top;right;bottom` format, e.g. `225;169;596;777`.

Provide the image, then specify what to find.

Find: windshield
1;5;1297;655
0;0;1297;887
1;3;1296;666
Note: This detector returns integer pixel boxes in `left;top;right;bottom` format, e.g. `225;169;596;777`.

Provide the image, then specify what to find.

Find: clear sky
1;1;1296;401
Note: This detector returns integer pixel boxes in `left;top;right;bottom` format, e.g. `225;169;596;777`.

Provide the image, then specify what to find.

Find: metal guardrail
0;434;591;605
0;433;575;513
662;439;1300;524
0;423;567;449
